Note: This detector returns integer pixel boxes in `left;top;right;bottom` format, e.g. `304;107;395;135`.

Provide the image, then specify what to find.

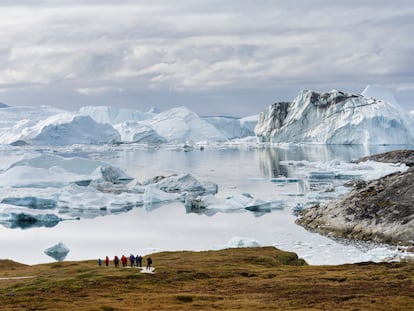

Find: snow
255;87;414;145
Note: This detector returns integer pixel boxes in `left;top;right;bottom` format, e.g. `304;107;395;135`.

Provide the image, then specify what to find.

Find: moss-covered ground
0;247;413;310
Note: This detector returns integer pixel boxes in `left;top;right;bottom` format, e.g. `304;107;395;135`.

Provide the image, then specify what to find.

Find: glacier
255;86;414;145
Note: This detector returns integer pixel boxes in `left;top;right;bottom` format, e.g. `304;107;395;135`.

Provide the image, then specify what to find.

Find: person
114;255;119;268
121;255;128;267
105;256;109;267
129;254;135;268
136;255;143;267
98;258;102;266
146;256;152;270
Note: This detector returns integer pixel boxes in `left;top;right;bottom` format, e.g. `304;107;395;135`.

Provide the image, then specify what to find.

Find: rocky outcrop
352;150;414;167
296;167;414;246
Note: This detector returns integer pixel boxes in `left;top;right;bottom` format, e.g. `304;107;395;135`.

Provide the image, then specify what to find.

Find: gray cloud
0;1;413;115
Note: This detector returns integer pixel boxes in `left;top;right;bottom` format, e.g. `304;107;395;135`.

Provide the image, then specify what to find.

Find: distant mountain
0;102;9;108
255;87;414;145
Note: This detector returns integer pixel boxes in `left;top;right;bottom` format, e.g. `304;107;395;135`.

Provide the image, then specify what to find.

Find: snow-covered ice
255;86;414;145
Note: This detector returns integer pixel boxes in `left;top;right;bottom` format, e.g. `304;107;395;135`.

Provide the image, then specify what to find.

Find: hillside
1;247;413;310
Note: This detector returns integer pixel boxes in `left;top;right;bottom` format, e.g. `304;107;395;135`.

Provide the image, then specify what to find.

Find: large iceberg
0;106;66;144
0;111;120;145
0;104;257;146
141;107;227;143
255;86;414;145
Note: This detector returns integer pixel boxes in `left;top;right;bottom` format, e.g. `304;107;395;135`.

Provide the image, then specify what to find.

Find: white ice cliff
255;87;414;145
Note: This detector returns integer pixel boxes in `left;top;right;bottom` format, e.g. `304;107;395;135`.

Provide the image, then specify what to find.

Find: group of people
98;254;152;270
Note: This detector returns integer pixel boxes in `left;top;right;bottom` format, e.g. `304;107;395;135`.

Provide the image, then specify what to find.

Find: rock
296;167;414;246
352;150;414;167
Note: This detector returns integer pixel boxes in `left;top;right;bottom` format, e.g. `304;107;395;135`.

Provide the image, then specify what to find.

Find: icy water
0;143;412;265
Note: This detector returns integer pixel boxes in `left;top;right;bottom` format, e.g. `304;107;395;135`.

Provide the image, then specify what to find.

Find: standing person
146;256;152;270
98;258;102;266
129;254;135;268
136;255;143;267
121;255;128;267
114;255;119;268
105;256;109;267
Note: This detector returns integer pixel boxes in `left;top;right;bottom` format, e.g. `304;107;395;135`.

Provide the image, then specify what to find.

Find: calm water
0;143;410;265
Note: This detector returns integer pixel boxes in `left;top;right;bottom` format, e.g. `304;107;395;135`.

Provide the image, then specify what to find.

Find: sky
0;0;413;117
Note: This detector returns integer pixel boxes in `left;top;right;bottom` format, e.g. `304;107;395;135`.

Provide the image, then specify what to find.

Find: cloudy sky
1;0;413;116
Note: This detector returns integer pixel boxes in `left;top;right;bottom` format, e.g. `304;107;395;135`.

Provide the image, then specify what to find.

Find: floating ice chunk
184;194;220;213
143;186;181;205
154;174;218;196
222;194;285;212
44;242;70;261
86;165;134;193
224;194;254;210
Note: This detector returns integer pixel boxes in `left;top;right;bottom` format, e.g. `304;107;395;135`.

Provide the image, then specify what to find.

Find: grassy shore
1;247;413;310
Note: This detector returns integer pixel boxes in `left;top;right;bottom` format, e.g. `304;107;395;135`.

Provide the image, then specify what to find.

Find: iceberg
44;242;70;261
1;111;121;146
0;106;66;145
114;122;166;143
143;185;182;206
150;174;218;196
255;87;414;145
79;106;154;124
142;107;227;143
203;114;258;139
214;237;261;250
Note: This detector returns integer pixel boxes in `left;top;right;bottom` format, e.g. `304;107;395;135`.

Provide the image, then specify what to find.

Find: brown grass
0;247;413;310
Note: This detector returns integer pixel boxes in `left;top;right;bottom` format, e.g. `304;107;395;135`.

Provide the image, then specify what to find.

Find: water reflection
255;144;412;180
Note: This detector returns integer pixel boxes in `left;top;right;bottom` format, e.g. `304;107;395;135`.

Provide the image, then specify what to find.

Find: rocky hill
297;150;414;246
